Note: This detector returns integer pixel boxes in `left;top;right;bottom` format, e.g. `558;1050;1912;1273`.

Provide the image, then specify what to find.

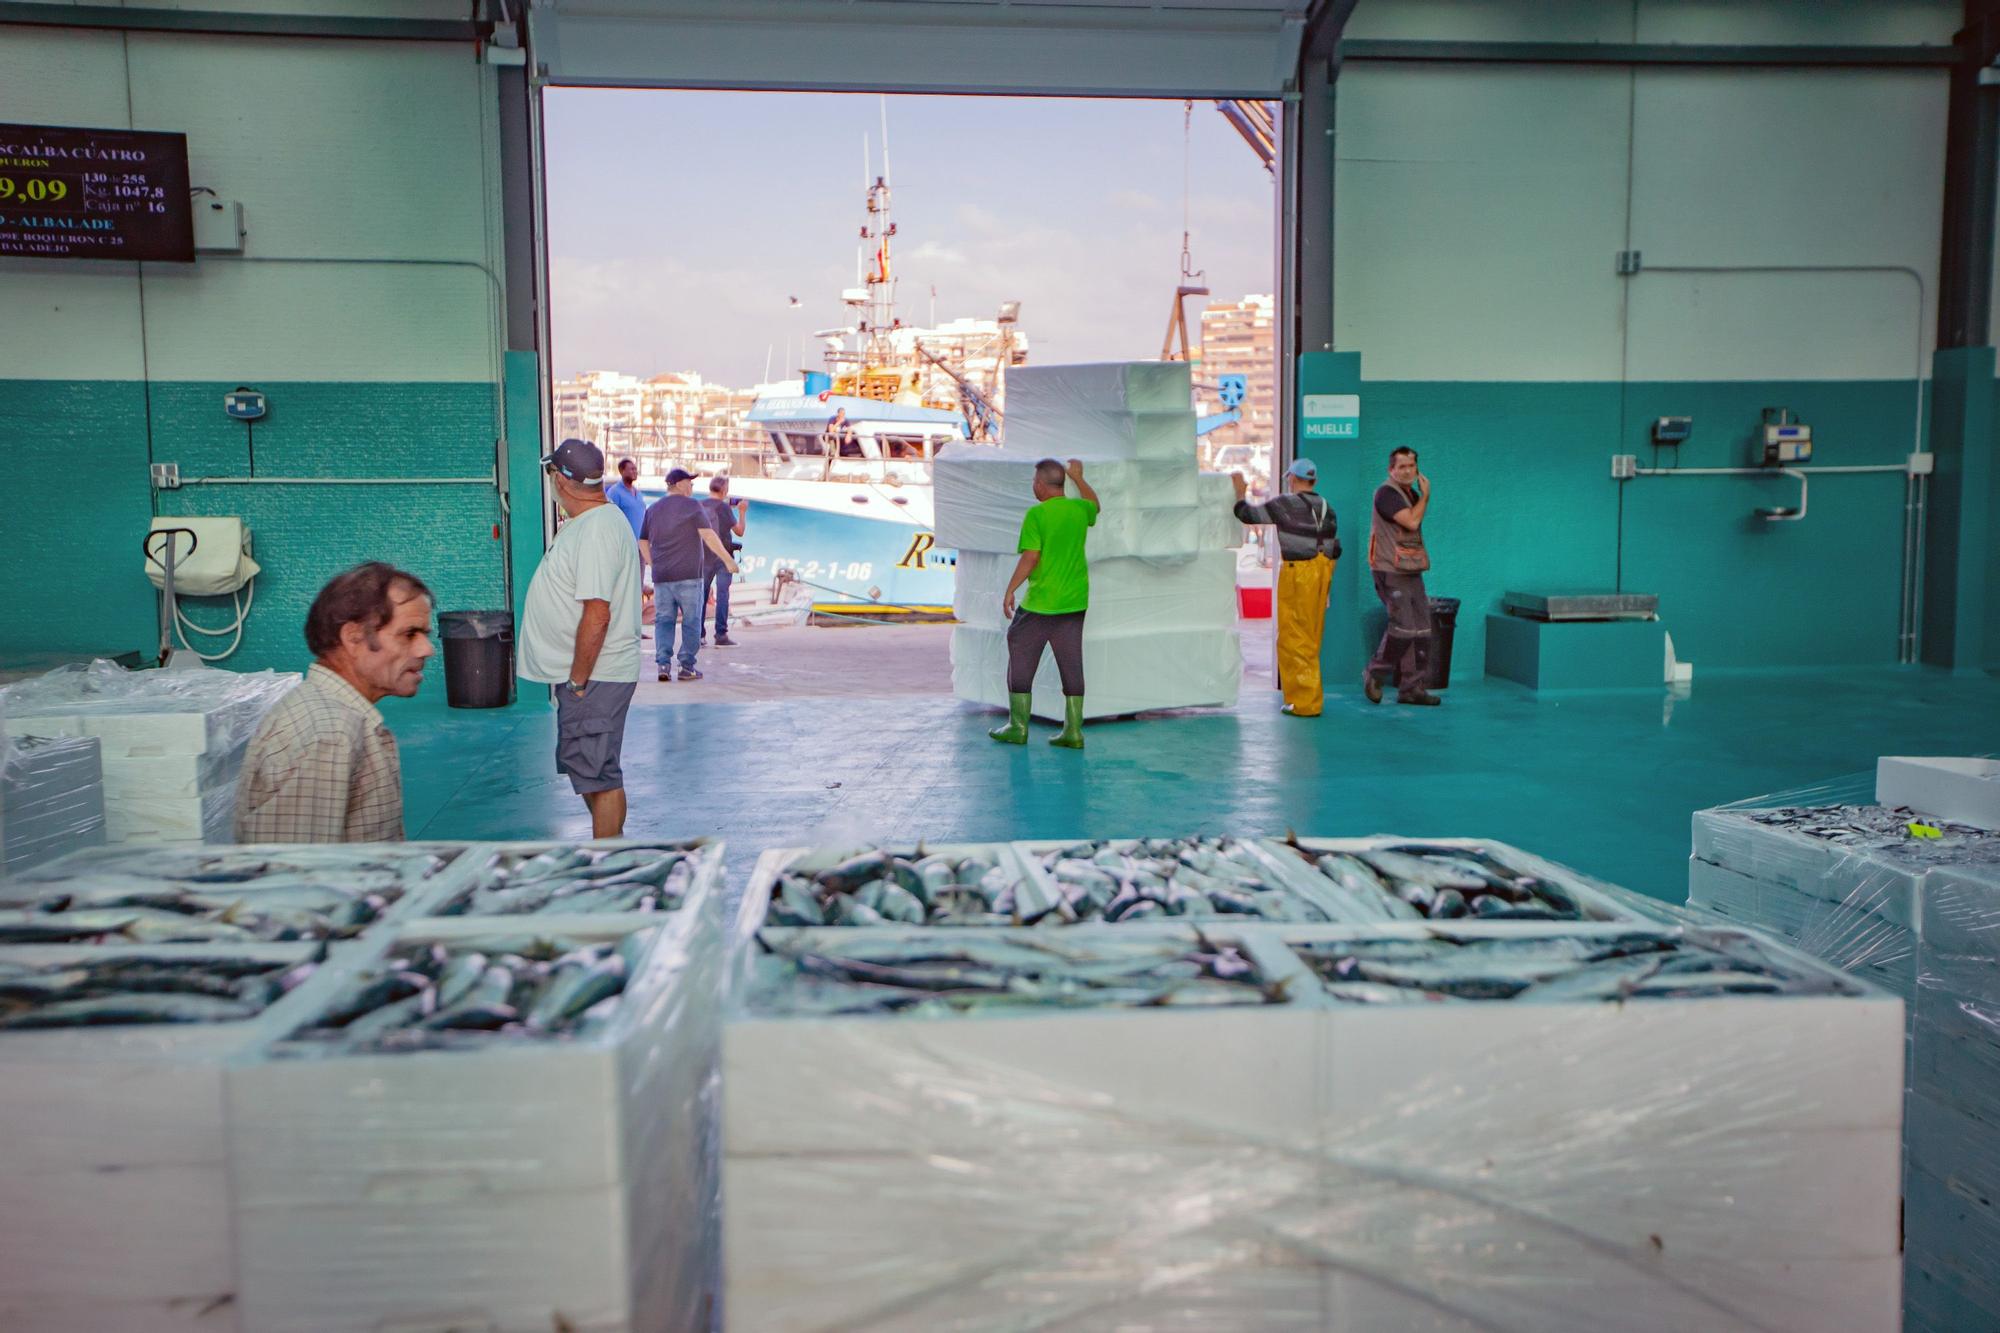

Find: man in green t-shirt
993;458;1100;749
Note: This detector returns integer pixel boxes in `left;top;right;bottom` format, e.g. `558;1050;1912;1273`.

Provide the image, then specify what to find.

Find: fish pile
1280;842;1596;922
433;844;698;917
1744;805;2000;865
749;931;1287;1017
0;875;412;944
0;950;321;1029
1037;837;1328;922
766;847;1032;927
1297;930;1852;1004
292;934;651;1049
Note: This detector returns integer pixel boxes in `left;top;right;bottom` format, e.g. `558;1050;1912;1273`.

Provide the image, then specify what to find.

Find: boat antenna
880;95;892;193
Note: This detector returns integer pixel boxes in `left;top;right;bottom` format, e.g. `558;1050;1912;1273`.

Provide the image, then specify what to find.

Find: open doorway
542;89;1279;706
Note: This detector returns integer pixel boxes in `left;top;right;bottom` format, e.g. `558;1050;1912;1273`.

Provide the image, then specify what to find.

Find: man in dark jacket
1233;458;1342;716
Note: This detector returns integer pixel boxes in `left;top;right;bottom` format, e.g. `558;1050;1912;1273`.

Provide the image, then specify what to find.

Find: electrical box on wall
193;199;244;253
1760;408;1812;467
1651;417;1691;446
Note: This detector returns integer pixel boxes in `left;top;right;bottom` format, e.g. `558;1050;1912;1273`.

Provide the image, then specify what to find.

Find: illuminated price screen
0;123;193;262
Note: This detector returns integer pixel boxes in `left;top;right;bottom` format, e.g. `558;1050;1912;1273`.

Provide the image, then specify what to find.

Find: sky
544;90;1276;385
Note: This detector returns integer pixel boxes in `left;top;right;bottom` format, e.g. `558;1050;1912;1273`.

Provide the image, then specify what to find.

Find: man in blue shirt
641;468;738;682
604;457;648;535
604;457;650;631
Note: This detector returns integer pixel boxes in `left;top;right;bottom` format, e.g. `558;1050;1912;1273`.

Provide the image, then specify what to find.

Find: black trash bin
1427;597;1461;690
439;610;514;709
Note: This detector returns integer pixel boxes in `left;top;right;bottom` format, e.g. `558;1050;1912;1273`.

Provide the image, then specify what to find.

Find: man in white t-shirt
518;438;643;836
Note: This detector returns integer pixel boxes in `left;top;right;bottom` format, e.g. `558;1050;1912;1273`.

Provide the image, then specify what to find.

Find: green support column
503;349;546;631
1297;350;1371;683
1922;345;1997;672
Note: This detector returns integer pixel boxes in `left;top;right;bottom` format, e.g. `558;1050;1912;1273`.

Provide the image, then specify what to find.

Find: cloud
1109;189;1162;213
907;240;968;266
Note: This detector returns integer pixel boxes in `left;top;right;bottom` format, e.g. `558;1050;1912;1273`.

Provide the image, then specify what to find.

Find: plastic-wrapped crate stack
724;835;1904;1332
936;361;1243;719
1689;759;2000;1333
0;661;294;845
0;838;724;1333
0;732;106;876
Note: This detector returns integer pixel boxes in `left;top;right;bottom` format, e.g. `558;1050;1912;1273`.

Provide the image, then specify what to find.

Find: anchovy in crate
1040;837;1328;922
767;847;1031;926
1278;840;1596;922
0;849;454;943
433;844;699;917
1297;930;1858;1004
1744;804;2000;865
291;934;652;1049
0;948;323;1028
749;930;1290;1016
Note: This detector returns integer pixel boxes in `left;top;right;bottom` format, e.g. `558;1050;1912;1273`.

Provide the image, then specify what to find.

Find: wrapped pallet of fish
1271;919;1905;1332
0;842;467;946
226;884;725;1333
723;925;1328;1331
0;941;332;1333
1688;775;2000;1331
1258;835;1664;927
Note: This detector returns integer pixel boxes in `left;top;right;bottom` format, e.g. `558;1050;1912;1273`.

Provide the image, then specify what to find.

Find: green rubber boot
1049;696;1085;749
988;692;1031;744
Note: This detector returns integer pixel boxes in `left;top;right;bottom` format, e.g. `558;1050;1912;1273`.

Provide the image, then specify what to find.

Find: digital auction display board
0;123;194;262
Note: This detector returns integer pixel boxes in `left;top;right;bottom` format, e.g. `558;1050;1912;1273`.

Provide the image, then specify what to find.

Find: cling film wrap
222;840;727;1333
723;921;1904;1333
0;732;106;877
0;661;297;846
0;838;725;1333
950;622;1243;721
1688;771;2000;1330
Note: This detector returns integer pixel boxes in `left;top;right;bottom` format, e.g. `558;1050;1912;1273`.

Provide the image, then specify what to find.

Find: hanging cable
1179;99;1204;287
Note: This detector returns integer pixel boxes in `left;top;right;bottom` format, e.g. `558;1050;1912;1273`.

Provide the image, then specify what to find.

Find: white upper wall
1334;40;1951;382
1347;0;1958;46
0;27;501;383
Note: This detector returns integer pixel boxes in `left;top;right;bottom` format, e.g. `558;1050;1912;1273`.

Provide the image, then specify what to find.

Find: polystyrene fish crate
1257;835;1666;926
400;835;723;930
226;906;723;1333
722;923;1322;1332
1877;756;2000;832
737;843;1055;942
0;941;340;1333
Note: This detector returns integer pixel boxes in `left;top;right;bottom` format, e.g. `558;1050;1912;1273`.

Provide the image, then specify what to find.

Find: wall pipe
1626;461;1925;662
179;475;495;486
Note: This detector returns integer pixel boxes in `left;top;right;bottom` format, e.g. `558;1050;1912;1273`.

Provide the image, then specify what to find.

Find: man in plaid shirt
234;563;435;842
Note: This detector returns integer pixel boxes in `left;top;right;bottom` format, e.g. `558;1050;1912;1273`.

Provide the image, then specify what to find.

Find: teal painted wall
0;379;507;701
1300;363;1923;682
0;379;156;659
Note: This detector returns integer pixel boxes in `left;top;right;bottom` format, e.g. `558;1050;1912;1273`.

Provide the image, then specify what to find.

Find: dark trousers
703;567;732;638
1368;570;1434;694
1006;609;1086;696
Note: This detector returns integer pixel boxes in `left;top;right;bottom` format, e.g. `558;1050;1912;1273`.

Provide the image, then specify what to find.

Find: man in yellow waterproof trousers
1233;459;1341;716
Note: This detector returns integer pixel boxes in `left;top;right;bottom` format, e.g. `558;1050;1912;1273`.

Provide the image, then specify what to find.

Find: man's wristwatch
566;678;588;696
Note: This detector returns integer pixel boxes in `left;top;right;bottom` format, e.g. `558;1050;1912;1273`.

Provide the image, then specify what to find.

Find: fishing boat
722;134;1024;614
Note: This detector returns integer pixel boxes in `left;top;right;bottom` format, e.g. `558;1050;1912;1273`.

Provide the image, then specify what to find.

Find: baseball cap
664;467;698;486
1287;458;1318;482
542;438;605;486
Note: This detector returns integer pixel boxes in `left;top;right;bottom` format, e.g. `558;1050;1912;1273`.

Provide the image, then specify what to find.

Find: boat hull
701;479;957;611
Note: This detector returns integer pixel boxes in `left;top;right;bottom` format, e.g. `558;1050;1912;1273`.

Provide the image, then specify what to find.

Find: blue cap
1287;458;1318;482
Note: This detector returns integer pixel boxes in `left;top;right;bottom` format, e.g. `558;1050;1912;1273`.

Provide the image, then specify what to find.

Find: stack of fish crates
935;361;1244;719
1689;759;2000;1332
0;733;106;876
227;838;725;1333
0;842;466;1333
724;835;1904;1332
0;838;724;1333
0;664;295;845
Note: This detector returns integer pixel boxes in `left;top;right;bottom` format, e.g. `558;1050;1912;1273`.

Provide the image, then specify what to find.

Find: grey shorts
553;680;636;795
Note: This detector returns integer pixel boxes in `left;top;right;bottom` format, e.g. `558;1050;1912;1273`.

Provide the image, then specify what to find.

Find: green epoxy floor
390;668;2000;904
